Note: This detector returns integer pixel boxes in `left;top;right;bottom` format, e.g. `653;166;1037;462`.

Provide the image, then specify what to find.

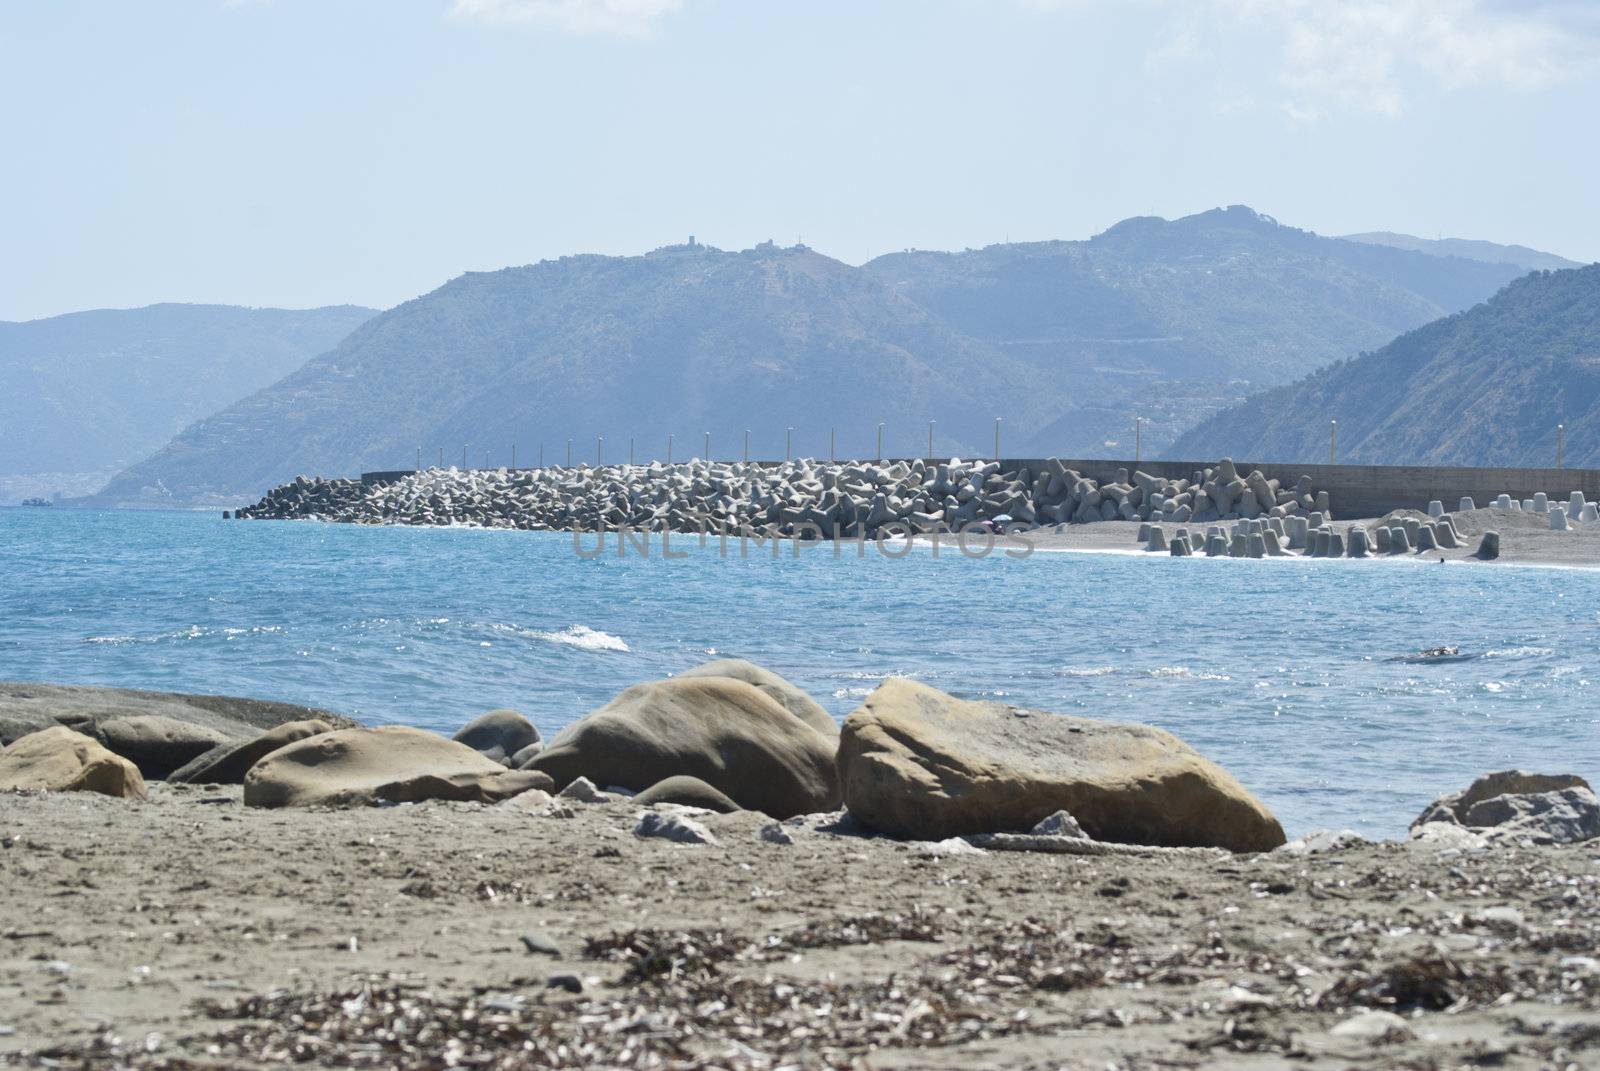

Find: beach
2;783;1597;1069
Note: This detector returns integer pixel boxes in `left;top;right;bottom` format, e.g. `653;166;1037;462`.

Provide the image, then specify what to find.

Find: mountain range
0;303;375;503
1338;232;1581;273
82;207;1534;508
1168;265;1600;469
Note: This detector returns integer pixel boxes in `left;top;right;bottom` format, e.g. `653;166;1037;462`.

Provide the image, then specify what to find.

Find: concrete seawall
361;458;1600;521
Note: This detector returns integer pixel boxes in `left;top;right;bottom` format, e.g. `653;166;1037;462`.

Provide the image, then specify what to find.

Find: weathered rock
835;679;1285;850
0;726;147;800
452;709;539;765
1413;769;1590;828
758;820;796;845
1467;787;1599;844
1031;809;1088;838
0;682;351;749
510;741;544;768
530;677;840;818
96;715;230;780
169;719;335;784
557;775;611;803
675;658;836;736
634;809;718;844
634;774;741;813
243;726;554;808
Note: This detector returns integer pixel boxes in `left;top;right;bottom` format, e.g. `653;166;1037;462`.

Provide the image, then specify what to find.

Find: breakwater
236;457;1343;534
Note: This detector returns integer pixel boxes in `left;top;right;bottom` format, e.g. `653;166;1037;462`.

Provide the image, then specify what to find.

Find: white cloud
449;0;684;37
1028;0;1599;120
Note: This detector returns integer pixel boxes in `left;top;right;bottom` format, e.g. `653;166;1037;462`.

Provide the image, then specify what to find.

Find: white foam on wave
1483;645;1553;658
1148;666;1232;681
85;624;283;645
529;624;630;653
1057;666;1116;677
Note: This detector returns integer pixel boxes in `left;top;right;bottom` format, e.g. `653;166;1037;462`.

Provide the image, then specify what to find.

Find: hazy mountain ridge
1167;265;1600;468
863;206;1527;455
85;208;1550;507
89;245;1055;507
1339;231;1583;273
0;303;375;503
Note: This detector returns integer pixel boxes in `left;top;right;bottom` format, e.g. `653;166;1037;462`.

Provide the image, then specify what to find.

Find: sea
5;507;1598;837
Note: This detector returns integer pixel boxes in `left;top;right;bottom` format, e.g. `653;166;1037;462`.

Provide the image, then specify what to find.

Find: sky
3;0;1598;322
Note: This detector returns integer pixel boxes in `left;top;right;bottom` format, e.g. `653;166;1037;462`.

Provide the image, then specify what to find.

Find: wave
528;624;630;653
85;625;284;645
1482;646;1553;658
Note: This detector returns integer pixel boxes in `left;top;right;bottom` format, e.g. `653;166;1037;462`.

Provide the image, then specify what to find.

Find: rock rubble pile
237;457;1340;536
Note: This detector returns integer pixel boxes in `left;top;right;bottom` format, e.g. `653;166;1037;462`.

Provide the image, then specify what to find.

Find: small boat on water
20;498;53;507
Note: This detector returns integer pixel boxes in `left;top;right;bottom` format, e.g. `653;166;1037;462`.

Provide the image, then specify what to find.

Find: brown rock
169;719;335;785
452;708;539;765
634;775;742;813
243;726;553;808
677;659;837;735
530;677;839;818
0;726;147;800
837;679;1285;851
96;715;230;780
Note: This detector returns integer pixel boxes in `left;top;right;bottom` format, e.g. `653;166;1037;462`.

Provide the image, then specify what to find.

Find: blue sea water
4;507;1598;837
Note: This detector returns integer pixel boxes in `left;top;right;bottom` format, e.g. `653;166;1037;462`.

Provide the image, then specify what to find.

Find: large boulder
837;679;1285;851
452;709;539;765
168;719;334;785
676;659;837;736
0;682;354;748
0;726;147;800
634;774;742;813
96;715;230;780
530;677;840;818
243;726;553;808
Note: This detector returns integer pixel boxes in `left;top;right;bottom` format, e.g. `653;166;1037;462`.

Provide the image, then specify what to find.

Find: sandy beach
2;783;1597;1070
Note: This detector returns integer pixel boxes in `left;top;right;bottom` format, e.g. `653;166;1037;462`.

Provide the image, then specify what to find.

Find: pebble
546;973;584;993
520;930;562;957
635;810;718;845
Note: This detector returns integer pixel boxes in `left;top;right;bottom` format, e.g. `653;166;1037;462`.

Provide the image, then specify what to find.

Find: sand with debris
1;784;1596;1069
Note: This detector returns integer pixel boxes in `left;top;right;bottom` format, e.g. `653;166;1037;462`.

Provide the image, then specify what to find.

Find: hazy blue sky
4;0;1597;321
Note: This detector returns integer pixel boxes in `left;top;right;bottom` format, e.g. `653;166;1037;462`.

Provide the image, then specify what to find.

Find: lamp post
462;443;469;470
877;422;884;462
785;426;795;462
928;420;935;462
1558;424;1565;469
511;444;516;470
704;431;710;462
668;433;673;465
597;436;603;467
994;417;1001;462
744;429;750;463
438;447;443;468
416;446;421;471
565;439;572;467
538;443;543;469
1330;420;1337;465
